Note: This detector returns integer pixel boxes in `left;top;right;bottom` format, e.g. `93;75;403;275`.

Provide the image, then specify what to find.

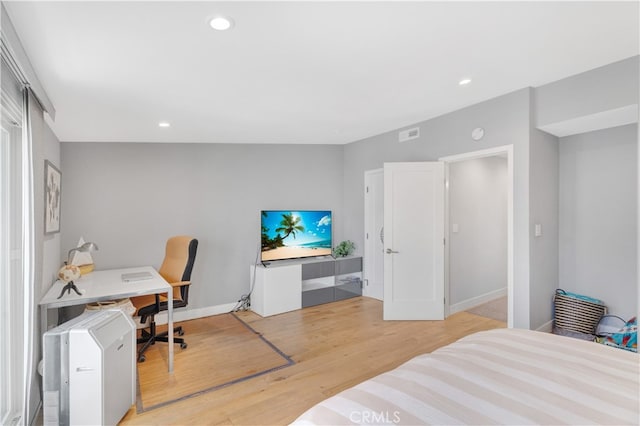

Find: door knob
386;248;399;254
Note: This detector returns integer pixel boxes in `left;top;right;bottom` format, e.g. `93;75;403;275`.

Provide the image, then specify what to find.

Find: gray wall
54;58;639;333
529;129;559;329
30;93;61;424
41;124;62;298
60;143;344;310
449;156;507;305
343;88;533;328
559;124;638;319
535;56;639;127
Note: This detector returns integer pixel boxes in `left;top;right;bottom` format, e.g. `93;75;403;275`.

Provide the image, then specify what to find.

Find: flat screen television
261;210;332;262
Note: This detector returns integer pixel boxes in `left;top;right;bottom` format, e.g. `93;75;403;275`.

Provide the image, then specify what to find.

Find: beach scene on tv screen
261;211;332;261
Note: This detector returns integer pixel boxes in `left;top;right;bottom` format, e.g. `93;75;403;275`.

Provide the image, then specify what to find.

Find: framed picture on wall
44;160;61;234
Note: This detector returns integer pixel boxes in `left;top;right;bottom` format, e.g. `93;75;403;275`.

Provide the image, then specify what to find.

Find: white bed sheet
292;328;639;425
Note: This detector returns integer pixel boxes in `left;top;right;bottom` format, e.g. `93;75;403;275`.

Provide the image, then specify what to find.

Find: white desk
39;266;175;372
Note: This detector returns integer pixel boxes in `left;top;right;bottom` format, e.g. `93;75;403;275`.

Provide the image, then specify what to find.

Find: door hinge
366;232;369;239
366;186;369;193
443;238;446;245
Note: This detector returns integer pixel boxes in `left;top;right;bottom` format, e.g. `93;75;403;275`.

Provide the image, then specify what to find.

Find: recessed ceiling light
209;16;234;31
459;78;472;86
158;122;171;128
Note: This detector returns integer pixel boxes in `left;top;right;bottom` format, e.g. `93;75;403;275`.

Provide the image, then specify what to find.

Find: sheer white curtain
1;5;55;424
21;87;36;426
0;56;31;425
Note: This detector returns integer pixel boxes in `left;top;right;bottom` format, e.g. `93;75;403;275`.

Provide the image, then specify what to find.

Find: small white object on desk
121;271;153;282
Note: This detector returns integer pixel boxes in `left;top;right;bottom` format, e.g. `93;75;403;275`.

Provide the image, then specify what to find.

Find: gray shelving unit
302;257;362;308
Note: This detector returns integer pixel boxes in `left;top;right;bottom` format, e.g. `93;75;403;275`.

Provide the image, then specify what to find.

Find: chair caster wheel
178;329;184;336
138;355;146;362
180;342;187;349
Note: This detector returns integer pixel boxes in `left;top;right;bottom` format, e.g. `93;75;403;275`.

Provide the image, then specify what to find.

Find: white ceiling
5;1;639;144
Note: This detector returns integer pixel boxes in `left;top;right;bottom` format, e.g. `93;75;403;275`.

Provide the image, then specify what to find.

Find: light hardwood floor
121;296;505;425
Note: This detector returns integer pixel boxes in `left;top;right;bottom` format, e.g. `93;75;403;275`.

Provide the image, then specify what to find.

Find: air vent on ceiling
398;127;420;142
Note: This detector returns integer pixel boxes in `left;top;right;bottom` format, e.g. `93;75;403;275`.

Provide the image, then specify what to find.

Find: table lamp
67;241;99;265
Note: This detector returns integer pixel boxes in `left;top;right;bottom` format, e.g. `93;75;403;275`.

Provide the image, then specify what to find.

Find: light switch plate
534;224;542;237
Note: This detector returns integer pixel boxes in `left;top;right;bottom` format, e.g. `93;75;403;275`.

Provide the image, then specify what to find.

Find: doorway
440;145;513;327
363;145;513;324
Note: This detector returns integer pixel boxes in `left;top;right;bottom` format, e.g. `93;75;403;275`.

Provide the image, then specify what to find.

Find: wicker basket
85;298;135;316
554;289;606;335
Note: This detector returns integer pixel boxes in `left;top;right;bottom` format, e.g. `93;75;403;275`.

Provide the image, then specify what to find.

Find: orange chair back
158;236;198;301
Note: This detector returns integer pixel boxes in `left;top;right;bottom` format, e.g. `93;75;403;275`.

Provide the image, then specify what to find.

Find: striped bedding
292;328;639;425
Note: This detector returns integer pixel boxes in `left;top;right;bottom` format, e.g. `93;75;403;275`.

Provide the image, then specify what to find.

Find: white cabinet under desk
249;256;362;317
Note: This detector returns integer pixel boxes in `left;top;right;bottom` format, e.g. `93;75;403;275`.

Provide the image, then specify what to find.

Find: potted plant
333;240;356;257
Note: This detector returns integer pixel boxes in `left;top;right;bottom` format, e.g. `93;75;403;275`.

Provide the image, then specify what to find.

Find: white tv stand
249;256;362;317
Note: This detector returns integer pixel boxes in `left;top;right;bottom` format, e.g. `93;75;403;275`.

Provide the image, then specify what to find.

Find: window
0;56;25;426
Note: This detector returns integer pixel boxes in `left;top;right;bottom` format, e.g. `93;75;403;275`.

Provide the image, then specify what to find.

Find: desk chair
131;236;198;362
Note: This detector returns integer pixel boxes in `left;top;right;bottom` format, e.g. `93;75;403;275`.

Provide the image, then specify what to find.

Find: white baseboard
536;319;554;333
449;287;507;315
148;302;238;326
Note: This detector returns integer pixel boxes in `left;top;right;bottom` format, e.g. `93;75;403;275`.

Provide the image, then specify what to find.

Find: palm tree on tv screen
275;213;305;241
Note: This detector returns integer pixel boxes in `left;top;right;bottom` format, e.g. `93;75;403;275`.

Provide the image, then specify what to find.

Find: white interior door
383;162;445;320
364;169;384;300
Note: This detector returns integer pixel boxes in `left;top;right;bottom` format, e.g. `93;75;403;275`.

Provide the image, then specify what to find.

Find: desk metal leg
167;288;174;373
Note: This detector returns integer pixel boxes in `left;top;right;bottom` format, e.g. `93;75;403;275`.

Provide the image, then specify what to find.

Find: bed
292;328;639;425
